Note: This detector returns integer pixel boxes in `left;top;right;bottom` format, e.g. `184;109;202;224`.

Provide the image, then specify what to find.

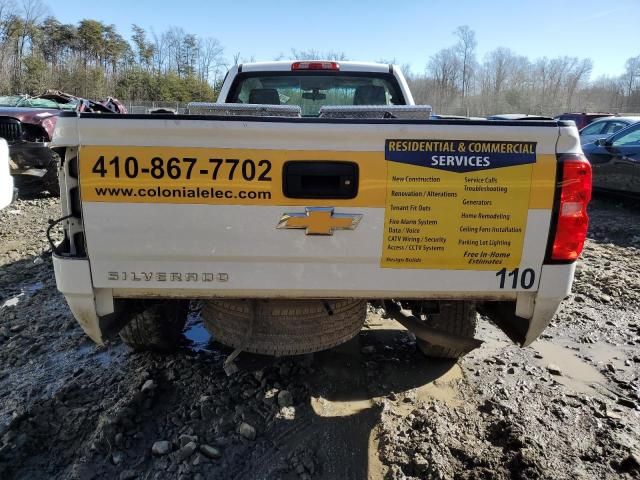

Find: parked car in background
0;138;16;210
148;107;177;114
554;112;612;130
582;121;640;197
430;114;486;120
0;90;126;196
579;116;640;146
487;114;553;120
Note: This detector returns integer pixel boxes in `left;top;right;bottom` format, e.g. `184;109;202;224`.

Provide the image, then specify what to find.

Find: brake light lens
291;61;340;71
551;154;592;261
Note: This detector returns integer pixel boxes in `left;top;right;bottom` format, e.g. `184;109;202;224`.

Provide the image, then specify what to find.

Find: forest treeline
404;26;640;116
0;0;224;101
1;0;639;115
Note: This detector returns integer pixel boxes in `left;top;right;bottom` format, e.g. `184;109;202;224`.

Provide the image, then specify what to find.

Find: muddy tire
416;301;477;359
202;299;367;356
119;301;189;351
13;176;41;197
14;152;60;197
42;152;60;197
42;169;60;197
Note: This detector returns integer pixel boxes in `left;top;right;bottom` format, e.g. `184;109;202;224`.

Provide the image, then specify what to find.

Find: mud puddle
183;307;215;352
533;340;607;394
307;319;466;479
184;321;212;351
368;428;387;480
392;363;463;415
579;342;635;369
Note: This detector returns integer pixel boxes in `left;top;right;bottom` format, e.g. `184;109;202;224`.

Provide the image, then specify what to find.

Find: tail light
549;154;592;261
291;61;340;71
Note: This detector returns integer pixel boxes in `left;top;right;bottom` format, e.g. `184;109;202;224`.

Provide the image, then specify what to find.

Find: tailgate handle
283;161;358;199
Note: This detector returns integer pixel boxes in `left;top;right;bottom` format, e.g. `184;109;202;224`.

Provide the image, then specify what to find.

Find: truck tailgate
57;115;560;299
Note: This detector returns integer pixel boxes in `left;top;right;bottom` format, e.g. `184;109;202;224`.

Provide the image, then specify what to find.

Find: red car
554;112;613;130
0;91;126;196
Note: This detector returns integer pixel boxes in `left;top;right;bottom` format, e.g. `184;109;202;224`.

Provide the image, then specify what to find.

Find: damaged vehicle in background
0;90;126;196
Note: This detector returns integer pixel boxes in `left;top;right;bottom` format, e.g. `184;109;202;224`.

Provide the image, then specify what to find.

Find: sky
49;0;640;79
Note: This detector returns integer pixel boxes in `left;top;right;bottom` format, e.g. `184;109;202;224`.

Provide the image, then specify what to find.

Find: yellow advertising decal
79;141;555;272
79;146;388;207
381;139;553;270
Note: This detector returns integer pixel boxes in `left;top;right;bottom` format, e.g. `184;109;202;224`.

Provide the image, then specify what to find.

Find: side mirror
595;138;613;147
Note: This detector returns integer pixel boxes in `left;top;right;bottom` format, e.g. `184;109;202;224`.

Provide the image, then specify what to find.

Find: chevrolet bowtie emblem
277;207;363;235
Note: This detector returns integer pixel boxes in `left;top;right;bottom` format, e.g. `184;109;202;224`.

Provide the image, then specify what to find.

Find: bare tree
428;47;461;112
623;56;640;94
289;49;348;61
454;25;477;110
12;0;47;86
377;57;413;79
163;27;185;75
0;0;16;90
197;37;224;83
565;58;592;110
478;47;531;114
131;24;153;71
151;29;167;74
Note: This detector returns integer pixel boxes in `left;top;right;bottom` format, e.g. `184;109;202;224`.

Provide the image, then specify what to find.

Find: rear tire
13;152;60;197
416;301;477;359
119;301;189;351
42;152;60;197
202;299;367;356
13;175;42;197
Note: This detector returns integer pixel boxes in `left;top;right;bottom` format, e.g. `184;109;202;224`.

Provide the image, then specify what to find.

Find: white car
0;138;15;210
579;116;640;146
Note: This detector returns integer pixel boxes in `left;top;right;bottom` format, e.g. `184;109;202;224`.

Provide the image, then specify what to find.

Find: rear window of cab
227;72;405;117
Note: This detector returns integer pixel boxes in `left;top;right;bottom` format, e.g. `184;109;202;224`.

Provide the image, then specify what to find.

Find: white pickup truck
50;61;592;361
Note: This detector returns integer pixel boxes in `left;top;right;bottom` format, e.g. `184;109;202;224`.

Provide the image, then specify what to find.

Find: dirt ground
0;195;638;480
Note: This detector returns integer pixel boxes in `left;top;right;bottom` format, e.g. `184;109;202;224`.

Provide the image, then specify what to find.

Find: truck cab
217;61;415;115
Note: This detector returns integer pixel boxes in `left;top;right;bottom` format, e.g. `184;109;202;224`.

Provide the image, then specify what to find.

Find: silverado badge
277;207;362;235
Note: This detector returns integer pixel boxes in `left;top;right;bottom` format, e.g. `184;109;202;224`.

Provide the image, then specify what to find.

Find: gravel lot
0;195;638;479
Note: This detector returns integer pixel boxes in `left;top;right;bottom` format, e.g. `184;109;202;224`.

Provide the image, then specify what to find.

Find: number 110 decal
496;268;536;289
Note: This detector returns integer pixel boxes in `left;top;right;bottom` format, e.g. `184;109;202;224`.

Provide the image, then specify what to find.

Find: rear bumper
53;251;575;348
9;141;54;176
53;254;113;345
483;263;576;347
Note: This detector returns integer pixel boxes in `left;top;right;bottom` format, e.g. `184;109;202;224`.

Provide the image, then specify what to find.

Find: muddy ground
0;195;638;480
